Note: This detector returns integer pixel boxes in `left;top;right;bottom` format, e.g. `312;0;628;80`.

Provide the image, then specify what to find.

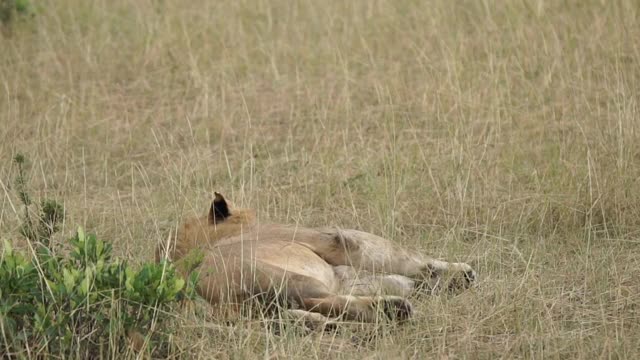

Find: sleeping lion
156;193;476;325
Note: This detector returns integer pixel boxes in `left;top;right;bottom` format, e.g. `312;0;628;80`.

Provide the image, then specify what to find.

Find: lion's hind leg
331;229;477;292
333;265;416;297
300;294;412;322
281;309;338;331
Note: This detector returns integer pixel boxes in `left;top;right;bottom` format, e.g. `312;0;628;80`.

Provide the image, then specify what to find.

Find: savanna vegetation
1;0;639;358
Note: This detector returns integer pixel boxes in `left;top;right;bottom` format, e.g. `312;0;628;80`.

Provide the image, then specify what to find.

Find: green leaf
63;268;76;292
2;239;13;257
80;277;90;296
125;267;135;292
174;278;185;292
77;227;86;243
96;239;104;258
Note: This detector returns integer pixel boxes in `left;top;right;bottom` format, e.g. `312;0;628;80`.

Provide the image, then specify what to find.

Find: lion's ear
209;192;231;224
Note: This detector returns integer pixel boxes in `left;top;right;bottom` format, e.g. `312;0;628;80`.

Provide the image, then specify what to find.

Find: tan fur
157;193;476;324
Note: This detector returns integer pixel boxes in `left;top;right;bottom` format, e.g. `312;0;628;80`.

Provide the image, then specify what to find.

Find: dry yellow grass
1;0;640;358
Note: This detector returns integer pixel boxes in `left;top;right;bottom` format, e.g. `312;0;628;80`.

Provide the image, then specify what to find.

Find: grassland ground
1;0;640;358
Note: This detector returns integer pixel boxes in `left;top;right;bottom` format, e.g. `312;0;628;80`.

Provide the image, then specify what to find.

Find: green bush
1;230;198;357
0;154;200;358
0;0;32;28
